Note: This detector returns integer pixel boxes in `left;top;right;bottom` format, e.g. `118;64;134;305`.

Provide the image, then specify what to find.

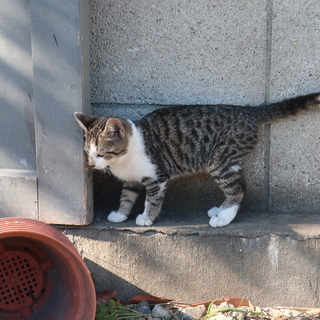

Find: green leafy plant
201;301;270;320
96;299;144;320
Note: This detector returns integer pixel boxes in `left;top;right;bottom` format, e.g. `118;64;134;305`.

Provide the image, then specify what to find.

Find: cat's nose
88;159;95;167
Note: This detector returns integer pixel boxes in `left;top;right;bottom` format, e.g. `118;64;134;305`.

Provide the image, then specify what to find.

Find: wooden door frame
31;0;93;224
0;0;93;225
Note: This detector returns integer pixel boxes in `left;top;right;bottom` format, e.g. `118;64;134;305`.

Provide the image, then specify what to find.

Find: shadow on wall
84;257;149;299
93;169;225;222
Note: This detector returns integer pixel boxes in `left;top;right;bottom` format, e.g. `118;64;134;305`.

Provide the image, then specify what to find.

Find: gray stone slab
269;111;320;213
269;0;320;213
0;0;35;171
30;0;93;224
62;212;320;307
90;0;267;106
270;0;320;97
0;169;38;219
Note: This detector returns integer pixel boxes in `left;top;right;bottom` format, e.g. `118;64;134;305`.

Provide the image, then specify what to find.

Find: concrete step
61;211;320;308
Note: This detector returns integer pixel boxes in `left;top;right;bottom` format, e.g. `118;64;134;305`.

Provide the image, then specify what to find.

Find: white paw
107;211;128;223
207;206;221;217
136;214;153;226
209;205;239;228
209;216;232;227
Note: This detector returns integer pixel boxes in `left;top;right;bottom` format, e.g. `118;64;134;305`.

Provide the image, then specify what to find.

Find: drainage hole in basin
0;249;46;312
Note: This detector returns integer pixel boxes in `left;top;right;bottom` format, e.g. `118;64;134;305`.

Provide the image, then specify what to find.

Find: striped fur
75;92;320;227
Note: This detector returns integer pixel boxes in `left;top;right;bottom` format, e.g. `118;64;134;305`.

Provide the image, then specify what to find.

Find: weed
201;301;270;320
96;299;144;320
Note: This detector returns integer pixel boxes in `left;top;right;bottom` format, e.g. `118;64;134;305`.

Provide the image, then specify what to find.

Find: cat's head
74;113;132;170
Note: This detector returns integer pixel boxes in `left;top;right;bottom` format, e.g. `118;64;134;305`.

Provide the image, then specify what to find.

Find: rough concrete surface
269;0;320;97
62;212;320;307
268;0;320;213
90;0;267;106
269;110;320;213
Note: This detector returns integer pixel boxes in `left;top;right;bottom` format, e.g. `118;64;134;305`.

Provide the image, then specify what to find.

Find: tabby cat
75;93;320;227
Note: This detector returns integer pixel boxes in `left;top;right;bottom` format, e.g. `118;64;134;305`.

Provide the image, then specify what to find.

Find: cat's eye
97;154;104;158
106;151;120;155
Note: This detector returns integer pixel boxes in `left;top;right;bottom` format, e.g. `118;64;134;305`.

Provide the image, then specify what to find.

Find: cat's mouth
90;164;106;170
88;159;106;170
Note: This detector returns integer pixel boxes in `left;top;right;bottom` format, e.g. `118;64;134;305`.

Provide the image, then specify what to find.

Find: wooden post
30;0;93;224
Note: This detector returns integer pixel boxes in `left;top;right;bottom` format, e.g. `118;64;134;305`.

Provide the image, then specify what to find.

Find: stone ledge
59;210;320;307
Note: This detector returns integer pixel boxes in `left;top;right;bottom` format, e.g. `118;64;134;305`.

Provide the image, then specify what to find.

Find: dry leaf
96;290;117;304
128;294;175;304
188;297;253;309
213;297;253;309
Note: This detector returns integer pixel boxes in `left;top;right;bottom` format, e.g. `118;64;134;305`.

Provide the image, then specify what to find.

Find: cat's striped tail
257;92;320;123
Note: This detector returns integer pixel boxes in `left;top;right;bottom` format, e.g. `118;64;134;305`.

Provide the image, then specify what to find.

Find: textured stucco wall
89;0;320;214
65;0;320;307
90;0;267;106
268;1;320;212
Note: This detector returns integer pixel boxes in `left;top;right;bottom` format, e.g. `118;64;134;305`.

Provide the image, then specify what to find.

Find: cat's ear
102;118;125;140
74;112;98;132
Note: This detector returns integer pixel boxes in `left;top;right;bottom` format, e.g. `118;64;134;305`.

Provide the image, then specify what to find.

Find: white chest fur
108;123;156;182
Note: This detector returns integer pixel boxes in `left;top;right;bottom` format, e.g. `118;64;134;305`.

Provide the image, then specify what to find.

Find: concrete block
270;0;320;97
269;0;320;213
63;212;320;307
269;111;320;213
90;0;267;105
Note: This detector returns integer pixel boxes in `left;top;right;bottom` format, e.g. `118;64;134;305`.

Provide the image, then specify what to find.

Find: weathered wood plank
30;0;93;225
0;2;38;219
0;0;35;172
0;170;38;219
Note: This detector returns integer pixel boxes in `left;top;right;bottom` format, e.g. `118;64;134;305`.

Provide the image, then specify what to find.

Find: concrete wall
64;212;320;307
89;0;320;215
61;0;320;308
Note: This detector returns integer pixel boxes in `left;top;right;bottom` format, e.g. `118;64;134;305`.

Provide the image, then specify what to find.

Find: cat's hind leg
107;181;144;223
207;206;221;217
209;164;245;227
136;178;167;226
209;204;240;227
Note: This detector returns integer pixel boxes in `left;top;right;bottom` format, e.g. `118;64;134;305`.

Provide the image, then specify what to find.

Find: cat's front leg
107;181;144;223
136;179;167;226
